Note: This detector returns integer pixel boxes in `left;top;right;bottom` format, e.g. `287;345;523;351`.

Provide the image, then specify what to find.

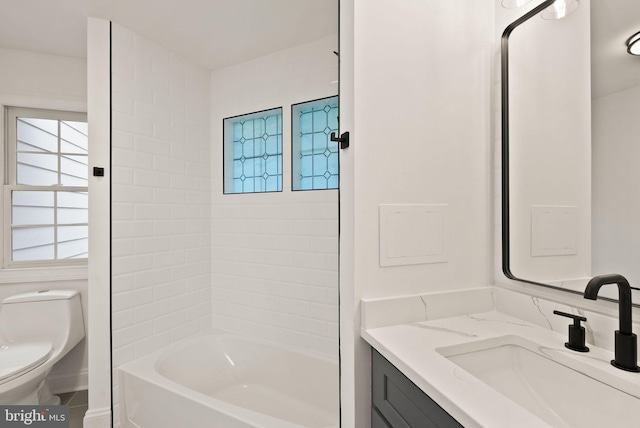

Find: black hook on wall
330;131;349;149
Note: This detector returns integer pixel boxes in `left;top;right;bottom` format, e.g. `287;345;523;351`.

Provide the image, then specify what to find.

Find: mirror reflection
504;0;640;302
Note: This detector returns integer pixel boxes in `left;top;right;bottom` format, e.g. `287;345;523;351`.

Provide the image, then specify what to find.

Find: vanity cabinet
371;349;463;428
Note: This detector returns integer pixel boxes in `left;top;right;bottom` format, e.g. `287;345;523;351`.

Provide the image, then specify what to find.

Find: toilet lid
0;341;53;384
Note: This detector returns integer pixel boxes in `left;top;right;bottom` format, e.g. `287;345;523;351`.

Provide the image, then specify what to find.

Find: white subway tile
294;252;327;270
134;135;171;157
112;287;153;312
279;297;310;317
280;328;310;351
113;28;339;392
133;236;171;255
112;75;135;96
169;319;200;343
172;262;206;281
133;100;154;121
154;189;186;205
134;300;171;322
154;122;185;144
308;302;338;322
111;23;213;419
112;130;134;150
113;220;154;240
112;344;135;368
114;184;158;205
112;239;134;257
112;320;153;348
153;310;186;334
134;267;172;289
186;276;209;291
112;203;134;221
154;156;185;174
112;309;134;330
308;336;338;358
134;331;171;358
153;220;186;236
132;83;154;106
153;251;186;269
111;166;133;185
172;204;201;220
186;302;210;321
170;234;199;250
294;284;328;304
112;92;134;114
112;149;154;170
112;274;134;294
134;204;171;220
112;254;154;276
153;280;186;301
294;316;328;337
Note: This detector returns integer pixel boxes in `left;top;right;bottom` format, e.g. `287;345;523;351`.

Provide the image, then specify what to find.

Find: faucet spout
584;274;633;334
584;274;639;372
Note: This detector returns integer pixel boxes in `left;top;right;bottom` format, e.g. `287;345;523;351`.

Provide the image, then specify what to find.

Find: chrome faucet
584;274;640;372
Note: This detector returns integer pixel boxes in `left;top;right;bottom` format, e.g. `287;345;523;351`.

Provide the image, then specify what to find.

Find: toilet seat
0;342;53;385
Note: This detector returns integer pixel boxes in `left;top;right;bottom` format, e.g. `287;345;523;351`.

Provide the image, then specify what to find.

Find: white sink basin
437;335;640;428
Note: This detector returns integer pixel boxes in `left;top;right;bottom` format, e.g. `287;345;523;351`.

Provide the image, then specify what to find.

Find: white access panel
379;204;448;267
531;205;579;257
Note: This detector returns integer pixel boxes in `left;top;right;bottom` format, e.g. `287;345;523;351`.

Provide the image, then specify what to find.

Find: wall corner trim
83;408;112;428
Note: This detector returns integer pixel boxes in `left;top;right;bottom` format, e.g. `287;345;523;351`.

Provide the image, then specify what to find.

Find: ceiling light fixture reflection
628;32;640;56
501;0;533;8
541;0;580;20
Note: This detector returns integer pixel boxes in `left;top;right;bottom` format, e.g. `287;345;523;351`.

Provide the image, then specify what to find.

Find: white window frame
4;106;88;270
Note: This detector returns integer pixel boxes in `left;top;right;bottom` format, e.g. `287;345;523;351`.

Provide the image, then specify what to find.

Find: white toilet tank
0;290;85;354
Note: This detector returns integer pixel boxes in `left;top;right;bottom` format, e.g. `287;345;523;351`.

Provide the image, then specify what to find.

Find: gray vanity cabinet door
372;408;392;428
371;349;463;428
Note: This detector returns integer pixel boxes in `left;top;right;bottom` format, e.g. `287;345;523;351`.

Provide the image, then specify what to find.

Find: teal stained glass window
292;96;339;191
223;108;282;194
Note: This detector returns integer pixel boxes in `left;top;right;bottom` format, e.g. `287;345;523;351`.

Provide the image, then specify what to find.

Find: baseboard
49;369;89;394
83;407;111;428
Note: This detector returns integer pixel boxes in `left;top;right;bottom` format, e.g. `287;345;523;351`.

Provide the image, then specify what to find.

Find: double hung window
4;107;88;267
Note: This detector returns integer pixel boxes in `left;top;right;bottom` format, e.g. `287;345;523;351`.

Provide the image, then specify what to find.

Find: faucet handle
553;310;589;352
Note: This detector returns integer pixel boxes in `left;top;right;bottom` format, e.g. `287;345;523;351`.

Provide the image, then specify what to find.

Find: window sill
0;265;88;284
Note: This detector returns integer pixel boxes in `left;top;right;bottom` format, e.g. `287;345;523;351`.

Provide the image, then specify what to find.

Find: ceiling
591;0;640;99
1;1;636;97
0;0;338;71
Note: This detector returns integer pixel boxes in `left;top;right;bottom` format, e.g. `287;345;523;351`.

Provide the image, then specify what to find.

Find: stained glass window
292;97;339;191
224;108;282;194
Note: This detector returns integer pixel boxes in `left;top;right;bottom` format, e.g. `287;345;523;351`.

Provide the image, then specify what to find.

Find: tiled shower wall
110;23;211;421
211;35;339;358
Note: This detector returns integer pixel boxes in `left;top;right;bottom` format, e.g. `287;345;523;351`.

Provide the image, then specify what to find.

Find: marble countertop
362;309;640;428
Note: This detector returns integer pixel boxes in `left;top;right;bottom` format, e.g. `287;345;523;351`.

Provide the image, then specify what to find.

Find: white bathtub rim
117;328;339;428
130;328;338;367
119;367;311;428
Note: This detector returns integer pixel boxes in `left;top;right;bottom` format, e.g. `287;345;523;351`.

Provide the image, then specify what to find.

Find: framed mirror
501;0;640;303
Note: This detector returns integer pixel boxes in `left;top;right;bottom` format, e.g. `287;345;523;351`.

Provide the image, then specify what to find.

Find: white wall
499;0;592;284
211;35;339;358
592;85;640;285
0;47;86;109
110;22;211;425
0;47;88;392
86;17;111;428
340;0;494;425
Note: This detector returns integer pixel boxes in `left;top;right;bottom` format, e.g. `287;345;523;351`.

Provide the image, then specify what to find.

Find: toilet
0;290;85;405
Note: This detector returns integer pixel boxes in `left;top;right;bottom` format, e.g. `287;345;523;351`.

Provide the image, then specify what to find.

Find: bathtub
118;329;339;428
